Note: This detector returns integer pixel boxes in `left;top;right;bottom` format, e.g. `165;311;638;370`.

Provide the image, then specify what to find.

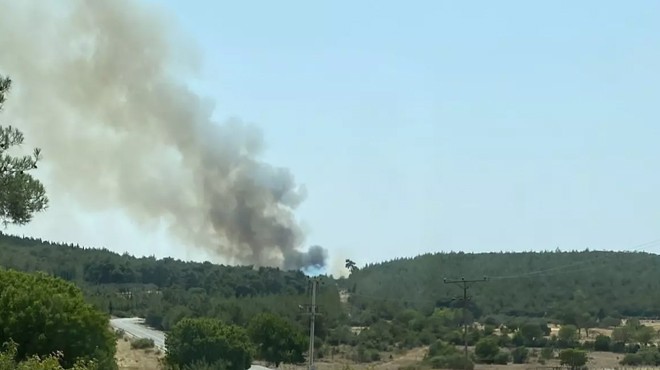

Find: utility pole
443;276;488;369
301;277;322;370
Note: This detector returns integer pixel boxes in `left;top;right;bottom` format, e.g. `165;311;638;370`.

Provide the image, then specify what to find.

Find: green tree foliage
0;269;116;368
0;76;48;226
0;342;99;370
247;312;306;367
612;326;632;343
424;340;473;370
599;317;621;328
345;259;358;274
474;337;502;364
558;325;578;347
6;231;660;366
594;335;611;351
620;347;660;366
343;251;660;319
611;321;655;346
0;232;341;332
519;321;548;347
635;325;656;345
511;347;529;364
559;349;588;369
540;347;554;360
165;317;253;370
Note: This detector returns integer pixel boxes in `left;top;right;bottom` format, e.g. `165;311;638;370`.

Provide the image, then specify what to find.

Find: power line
443;276;488;369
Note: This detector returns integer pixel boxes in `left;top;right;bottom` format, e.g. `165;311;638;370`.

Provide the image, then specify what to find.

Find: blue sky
10;1;660;271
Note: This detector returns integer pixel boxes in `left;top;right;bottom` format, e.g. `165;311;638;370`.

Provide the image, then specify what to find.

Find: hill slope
342;250;660;322
3;232;660;329
0;232;342;331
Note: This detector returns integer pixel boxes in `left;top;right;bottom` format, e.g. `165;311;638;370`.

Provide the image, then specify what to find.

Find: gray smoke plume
0;0;327;270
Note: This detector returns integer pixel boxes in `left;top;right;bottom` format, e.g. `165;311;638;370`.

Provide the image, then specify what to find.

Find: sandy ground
115;337;164;370
282;346;628;370
111;328;636;370
112;344;628;370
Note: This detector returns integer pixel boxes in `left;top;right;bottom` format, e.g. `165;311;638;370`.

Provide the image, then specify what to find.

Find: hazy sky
7;0;660;272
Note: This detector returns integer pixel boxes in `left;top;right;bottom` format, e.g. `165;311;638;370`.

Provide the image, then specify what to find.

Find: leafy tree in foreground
247;312;306;367
0;269;116;369
166;317;253;370
0;76;48;226
0;342;98;370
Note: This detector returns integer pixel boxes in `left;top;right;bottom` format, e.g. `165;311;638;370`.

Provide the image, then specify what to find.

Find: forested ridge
5;231;660;325
5;232;660;367
0;232;343;333
343;249;660;320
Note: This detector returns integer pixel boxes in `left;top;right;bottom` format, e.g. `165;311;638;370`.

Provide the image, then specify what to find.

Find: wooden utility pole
443;277;488;369
301;278;322;370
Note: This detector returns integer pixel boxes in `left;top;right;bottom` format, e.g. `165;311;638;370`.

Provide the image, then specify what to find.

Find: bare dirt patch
115;337;163;370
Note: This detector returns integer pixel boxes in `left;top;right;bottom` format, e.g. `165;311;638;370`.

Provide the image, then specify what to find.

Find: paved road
109;317;274;370
110;317;166;350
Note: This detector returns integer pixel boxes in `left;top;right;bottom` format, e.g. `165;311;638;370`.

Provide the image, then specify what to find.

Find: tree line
5;72;660;368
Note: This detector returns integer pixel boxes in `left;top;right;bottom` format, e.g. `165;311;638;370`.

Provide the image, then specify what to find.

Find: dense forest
0;233;343;334
4;232;660;328
342;249;660;321
4;232;660;366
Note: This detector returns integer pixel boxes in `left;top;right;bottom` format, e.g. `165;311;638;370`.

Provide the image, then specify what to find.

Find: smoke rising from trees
0;0;327;270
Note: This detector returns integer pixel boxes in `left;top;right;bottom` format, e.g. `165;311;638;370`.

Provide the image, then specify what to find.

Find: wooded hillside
0;232;342;332
5;232;660;366
3;232;660;329
343;250;660;322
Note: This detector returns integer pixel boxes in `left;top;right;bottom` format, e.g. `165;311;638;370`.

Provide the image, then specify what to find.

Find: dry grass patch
116;337;163;370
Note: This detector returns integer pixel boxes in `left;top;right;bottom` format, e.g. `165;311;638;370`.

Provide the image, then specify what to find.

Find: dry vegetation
112;341;628;370
269;348;624;370
115;336;163;370
112;321;660;370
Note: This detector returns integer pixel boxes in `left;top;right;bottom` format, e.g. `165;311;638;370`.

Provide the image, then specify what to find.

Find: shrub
493;351;510;365
428;354;473;370
114;329;126;339
620;349;660;366
610;341;626;353
594;335;611;351
130;338;155;350
620;353;643;366
559;349;587;369
475;337;501;363
580;340;594;351
511;347;529;364
540;347;554;360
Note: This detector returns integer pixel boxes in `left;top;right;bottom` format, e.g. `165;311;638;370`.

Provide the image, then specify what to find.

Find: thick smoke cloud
0;0;327;270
